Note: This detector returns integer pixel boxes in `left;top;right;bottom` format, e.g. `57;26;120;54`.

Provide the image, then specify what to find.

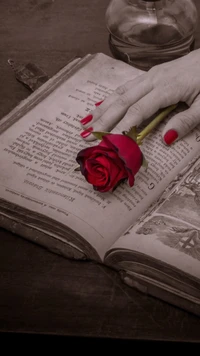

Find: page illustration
135;160;200;262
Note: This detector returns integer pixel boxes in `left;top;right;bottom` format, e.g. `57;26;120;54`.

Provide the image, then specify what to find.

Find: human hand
80;48;200;145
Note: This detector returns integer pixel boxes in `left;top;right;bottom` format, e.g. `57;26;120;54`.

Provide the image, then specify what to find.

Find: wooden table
0;0;200;344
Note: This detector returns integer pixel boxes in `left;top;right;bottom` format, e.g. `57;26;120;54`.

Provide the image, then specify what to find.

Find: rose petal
76;133;142;191
87;169;109;187
96;156;127;192
127;172;135;187
101;134;143;185
76;145;112;160
85;158;109;187
76;146;108;175
92;156;114;189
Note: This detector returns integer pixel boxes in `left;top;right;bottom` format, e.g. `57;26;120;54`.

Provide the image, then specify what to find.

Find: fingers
80;77;181;142
80;73;151;141
162;94;200;145
113;86;178;134
90;73;147;125
80;65;200;145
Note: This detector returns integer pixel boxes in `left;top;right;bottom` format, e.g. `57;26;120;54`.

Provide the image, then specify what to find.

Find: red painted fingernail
80;127;93;138
163;130;178;145
95;100;103;107
80;114;93;125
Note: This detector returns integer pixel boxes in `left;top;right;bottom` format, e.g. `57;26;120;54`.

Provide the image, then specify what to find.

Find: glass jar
105;0;198;70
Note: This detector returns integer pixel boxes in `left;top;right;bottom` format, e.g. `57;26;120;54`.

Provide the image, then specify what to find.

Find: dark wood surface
0;0;200;343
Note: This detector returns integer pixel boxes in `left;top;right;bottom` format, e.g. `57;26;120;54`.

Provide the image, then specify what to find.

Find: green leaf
74;166;81;171
142;155;148;169
92;131;110;140
124;126;138;141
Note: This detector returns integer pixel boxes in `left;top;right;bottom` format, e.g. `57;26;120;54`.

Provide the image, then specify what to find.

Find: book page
0;53;145;260
1;52;200;261
106;156;200;281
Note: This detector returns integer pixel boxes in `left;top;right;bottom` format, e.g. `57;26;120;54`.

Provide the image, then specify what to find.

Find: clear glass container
105;0;198;70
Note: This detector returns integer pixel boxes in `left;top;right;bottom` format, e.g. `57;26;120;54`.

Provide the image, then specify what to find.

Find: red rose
76;133;143;192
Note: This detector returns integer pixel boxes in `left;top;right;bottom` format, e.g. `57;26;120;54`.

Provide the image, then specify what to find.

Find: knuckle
157;84;178;106
159;81;173;92
116;93;130;108
95;115;107;129
176;113;198;131
95;115;113;132
128;102;143;117
116;84;127;96
159;88;171;104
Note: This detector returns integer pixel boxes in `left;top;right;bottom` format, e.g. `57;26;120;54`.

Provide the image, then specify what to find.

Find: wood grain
0;0;200;342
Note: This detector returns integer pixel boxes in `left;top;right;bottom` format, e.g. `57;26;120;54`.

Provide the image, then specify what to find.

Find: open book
0;53;200;317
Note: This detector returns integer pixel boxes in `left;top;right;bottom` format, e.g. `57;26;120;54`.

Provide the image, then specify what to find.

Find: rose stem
136;104;177;144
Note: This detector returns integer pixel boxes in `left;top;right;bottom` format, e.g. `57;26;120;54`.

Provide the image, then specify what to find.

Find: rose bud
76;133;143;192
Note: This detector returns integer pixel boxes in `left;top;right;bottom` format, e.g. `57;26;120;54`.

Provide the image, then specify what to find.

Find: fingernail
80;114;93;125
80;127;93;138
163;129;178;145
95;100;103;107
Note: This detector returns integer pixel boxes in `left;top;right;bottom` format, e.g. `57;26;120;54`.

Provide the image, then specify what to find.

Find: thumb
162;98;200;145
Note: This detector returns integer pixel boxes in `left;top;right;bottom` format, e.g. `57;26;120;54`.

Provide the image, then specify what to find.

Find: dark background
0;0;200;344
